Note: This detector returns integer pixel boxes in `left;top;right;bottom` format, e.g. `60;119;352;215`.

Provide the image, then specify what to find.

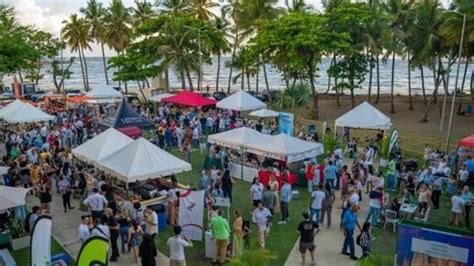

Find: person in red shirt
306;162;315;192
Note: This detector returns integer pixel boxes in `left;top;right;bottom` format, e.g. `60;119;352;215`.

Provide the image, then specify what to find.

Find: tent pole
241;147;244;181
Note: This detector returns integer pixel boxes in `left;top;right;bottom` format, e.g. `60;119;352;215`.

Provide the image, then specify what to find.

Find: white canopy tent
72;128;134;164
335;101;392;130
208;127;272;149
216;90;266;111
249;134;324;163
148;93;174;103
97;138;191;183
86;84;123;99
0;186;30;210
0;100;55;123
249;108;280;118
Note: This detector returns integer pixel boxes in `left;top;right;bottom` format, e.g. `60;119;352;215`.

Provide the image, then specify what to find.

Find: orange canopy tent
67;95;91;103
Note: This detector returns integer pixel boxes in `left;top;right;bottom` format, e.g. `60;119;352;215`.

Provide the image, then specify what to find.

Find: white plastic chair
414;207;430;223
383;209;399;233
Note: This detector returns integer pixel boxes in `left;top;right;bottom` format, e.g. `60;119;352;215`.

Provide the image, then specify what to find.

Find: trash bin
151;204;167;231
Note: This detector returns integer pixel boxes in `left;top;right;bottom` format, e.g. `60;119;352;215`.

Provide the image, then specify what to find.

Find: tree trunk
81;46;90;91
390;52;395;113
227;32;239;93
421;62;442;122
35;59;41;85
350;75;355;108
262;61;271;104
77;49;87;91
325;54;336;94
124;81;128;95
420;66;427;105
335;82;340;107
255;65;259;93
375;54;380;104
432;67;438;104
408;56;413;110
368;54;373;103
246;71;251;91
307;57;318;119
457;60;469;114
145;78;150;88
165;68;170;92
180;68;186;91
185;66;194;91
17;71;23;83
137;80;146;100
101;42;109;85
284;71;290;90
241;70;244;91
215;52;221;92
440;58;451;131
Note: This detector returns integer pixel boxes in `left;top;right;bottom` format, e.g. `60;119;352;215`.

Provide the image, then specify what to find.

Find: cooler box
151;204;167;231
205;230;216;259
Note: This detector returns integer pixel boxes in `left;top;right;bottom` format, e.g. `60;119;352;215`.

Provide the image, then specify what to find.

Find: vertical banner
278;112;294;136
397;222;474;266
179;190;205;241
30;215;52;266
76;236;109;266
388;129;399;155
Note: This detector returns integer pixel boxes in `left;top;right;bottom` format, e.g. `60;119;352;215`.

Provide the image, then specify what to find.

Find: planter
10;236;30;250
379;158;388;168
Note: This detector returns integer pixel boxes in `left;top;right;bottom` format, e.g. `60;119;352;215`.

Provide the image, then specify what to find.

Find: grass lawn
10;237;75;266
155;149;311;266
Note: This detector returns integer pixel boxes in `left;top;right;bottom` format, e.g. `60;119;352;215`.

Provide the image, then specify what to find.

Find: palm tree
103;0;133;93
223;0;244;93
285;0;313;12
62;14;92;91
189;0;219;21
212;9;232;92
133;0;155;27
80;0;109;85
384;0;413;113
158;0;190;14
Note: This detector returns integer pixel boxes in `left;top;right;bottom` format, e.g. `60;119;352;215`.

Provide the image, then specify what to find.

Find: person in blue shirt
463;156;474;186
278;178;292;225
324;161;337;189
341;204;361;260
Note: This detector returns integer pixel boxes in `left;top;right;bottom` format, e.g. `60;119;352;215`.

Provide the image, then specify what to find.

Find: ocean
3;56;473;95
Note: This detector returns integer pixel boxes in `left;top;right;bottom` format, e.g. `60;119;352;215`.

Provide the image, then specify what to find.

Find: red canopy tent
459;134;474;148
161;91;216;107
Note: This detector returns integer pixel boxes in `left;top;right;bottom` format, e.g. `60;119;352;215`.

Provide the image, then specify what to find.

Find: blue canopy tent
98;98;154;130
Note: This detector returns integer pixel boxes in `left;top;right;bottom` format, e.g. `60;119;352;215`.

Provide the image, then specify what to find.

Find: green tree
189;0;219;21
212;10;232;92
50;57;75;93
62;14;92;91
80;0;109;85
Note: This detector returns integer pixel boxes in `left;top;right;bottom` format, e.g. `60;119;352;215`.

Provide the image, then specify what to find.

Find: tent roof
217;90;266;111
459;134;474;148
86;84;122;99
335;101;392;130
0;99;55;123
72;128;134;163
148;93;174;103
97;138;191;182
208;127;272;149
249;108;279;118
161;91;216;107
249;134;324;163
99;98;154;129
0;185;30;209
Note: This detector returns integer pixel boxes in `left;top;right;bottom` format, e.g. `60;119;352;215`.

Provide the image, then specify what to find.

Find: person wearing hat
83;187;108;223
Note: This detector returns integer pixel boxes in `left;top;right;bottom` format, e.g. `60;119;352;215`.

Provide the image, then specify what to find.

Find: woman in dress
232;209;243;257
39;176;52;214
139;233;157;266
128;220;144;263
269;174;280;214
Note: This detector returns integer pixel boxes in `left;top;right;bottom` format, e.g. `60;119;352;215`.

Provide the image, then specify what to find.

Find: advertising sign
179;190;205;241
278;112;294;136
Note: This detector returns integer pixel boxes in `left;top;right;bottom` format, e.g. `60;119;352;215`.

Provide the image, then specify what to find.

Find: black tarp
98;98;153;129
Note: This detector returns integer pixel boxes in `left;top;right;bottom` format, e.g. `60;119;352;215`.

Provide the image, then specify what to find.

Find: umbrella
0;186;30;210
249;108;280;118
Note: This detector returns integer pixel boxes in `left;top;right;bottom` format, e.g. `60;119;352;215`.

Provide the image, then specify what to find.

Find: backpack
356;233;362;246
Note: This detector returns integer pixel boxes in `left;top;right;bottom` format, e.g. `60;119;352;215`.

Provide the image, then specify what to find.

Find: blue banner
397;223;474;266
278;112;294;136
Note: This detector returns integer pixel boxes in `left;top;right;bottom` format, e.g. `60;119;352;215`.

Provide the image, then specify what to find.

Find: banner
179;190;205;241
388;129;399;155
30;215;52;266
76;236;109;266
279;112;294;136
397;222;474;266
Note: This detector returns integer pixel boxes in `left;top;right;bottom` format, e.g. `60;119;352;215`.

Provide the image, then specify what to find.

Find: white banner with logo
178;190;205;241
31;215;52;266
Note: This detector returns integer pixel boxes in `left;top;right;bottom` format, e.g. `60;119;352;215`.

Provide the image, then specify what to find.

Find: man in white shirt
90;217;110;240
349;188;360;206
167;225;193;266
250;178;264;208
144;206;158;239
78;215;91;244
252;202;272;248
450;190;465;226
310;184;326;224
83;188;108;222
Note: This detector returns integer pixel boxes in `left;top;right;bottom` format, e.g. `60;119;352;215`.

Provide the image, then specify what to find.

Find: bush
274;84;310;110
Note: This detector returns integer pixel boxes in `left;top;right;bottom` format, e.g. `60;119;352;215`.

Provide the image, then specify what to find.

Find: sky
4;0;451;57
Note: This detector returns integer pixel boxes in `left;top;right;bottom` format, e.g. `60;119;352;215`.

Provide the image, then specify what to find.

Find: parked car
212;91;227;101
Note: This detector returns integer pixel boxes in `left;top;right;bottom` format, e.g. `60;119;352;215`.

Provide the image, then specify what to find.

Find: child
446;174;456;197
358;222;374;259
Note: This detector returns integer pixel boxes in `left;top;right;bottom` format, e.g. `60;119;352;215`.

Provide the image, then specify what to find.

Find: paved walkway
26;191;170;265
284;190;370;266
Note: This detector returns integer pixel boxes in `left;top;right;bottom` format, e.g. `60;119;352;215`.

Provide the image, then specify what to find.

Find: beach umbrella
249;108;280;118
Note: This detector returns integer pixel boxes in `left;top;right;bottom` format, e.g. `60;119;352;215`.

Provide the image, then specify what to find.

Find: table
400;204;418;220
229;162;259;182
258;170;297;189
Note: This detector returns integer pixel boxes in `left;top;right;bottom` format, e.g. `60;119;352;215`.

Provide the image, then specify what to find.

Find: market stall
161;91;216;107
249;108;279;118
0;186;30;210
85;84;123;99
0;100;55;123
98;98;154;132
216;90;266;111
334;101;391;131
